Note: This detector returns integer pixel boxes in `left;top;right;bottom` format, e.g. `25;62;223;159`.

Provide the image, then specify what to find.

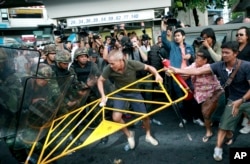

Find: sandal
202;134;213;143
224;132;235;145
225;135;235;145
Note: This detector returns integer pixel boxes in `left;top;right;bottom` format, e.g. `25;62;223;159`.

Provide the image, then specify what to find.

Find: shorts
219;99;250;131
113;92;147;113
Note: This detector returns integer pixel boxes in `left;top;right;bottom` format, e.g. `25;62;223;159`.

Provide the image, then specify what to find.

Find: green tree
174;0;235;12
173;0;237;26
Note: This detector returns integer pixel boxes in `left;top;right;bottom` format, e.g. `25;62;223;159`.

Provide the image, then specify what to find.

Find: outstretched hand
155;74;163;83
164;66;179;74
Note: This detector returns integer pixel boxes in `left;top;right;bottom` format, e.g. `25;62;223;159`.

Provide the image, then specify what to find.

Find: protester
183;48;224;142
194;28;222;62
235;26;250;134
160;18;203;127
97;49;163;150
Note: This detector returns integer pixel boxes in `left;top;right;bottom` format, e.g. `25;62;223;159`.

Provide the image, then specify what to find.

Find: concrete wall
177;9;208;27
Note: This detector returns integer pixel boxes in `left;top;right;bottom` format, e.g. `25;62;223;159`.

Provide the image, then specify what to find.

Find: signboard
9;8;43;18
67;10;154;27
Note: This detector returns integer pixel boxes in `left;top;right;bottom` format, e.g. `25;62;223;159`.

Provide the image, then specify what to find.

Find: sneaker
127;131;135;149
179;119;187;128
145;135;159;146
241;117;249;127
213;147;223;161
193;118;205;126
152;118;163;126
239;124;250;134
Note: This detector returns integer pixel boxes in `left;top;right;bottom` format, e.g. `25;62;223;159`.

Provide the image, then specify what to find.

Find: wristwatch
241;97;246;103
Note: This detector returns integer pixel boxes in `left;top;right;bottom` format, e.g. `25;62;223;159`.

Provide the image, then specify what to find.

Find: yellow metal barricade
25;69;188;164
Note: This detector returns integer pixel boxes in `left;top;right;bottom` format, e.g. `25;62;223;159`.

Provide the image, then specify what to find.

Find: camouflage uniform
14;63;56;150
50;50;86;148
71;48;101;106
52;49;88;112
71;48;113;130
0;48;23;139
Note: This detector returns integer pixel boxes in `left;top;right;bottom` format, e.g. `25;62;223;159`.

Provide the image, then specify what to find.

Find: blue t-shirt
210;60;250;101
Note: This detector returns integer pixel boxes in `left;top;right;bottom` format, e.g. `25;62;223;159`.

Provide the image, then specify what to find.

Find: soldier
42;44;57;66
71;48;100;106
0;48;25;162
52;49;87;111
16;63;55;148
0;48;23;138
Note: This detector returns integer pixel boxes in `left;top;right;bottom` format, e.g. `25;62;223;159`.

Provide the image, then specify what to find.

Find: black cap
91;52;99;58
88;48;99;58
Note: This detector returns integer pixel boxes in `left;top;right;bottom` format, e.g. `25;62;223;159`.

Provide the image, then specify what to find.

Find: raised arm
161;20;171;50
203;41;222;61
166;64;212;76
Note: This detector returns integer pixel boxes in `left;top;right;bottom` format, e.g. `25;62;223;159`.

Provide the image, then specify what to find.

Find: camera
79;31;89;37
194;37;205;45
120;36;133;54
162;12;179;27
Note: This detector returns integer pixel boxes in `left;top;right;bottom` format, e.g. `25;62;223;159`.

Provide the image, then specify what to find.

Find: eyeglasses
236;33;244;37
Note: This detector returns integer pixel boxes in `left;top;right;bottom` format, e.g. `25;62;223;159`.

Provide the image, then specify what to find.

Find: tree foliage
173;0;237;12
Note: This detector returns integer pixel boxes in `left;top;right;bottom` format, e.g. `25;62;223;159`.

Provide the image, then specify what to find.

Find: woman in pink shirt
186;48;223;142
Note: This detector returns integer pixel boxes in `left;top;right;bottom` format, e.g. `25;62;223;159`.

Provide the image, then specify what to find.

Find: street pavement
57;106;250;164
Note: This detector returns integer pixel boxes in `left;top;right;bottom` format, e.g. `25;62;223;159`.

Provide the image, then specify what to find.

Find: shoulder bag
202;60;242;119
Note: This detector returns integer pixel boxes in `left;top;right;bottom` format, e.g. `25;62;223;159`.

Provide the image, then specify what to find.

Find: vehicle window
231;30;238;42
214;32;227;44
185;34;200;46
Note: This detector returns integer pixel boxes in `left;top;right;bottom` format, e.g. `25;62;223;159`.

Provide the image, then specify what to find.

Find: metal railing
25;68;188;164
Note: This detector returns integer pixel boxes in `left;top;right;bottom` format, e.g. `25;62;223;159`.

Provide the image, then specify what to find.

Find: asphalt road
56;106;250;164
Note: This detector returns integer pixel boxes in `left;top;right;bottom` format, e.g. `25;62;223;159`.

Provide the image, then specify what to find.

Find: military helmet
37;63;53;78
74;48;88;59
55;49;72;63
44;44;56;55
0;48;7;62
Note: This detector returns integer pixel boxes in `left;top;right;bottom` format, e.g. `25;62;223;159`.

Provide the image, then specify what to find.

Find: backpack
148;45;168;70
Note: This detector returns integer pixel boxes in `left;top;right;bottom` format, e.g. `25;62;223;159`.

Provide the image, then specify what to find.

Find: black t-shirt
237;43;250;61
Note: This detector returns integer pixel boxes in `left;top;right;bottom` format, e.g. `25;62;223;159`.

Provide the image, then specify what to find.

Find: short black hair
215;16;223;24
174;29;185;36
221;41;239;53
200;28;216;46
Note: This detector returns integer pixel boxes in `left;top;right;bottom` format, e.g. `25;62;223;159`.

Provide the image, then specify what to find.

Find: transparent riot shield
0;47;36;140
0;46;76;163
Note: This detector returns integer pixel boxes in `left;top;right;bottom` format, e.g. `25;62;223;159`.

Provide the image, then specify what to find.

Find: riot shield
13;74;73;148
0;47;37;140
0;46;75;162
